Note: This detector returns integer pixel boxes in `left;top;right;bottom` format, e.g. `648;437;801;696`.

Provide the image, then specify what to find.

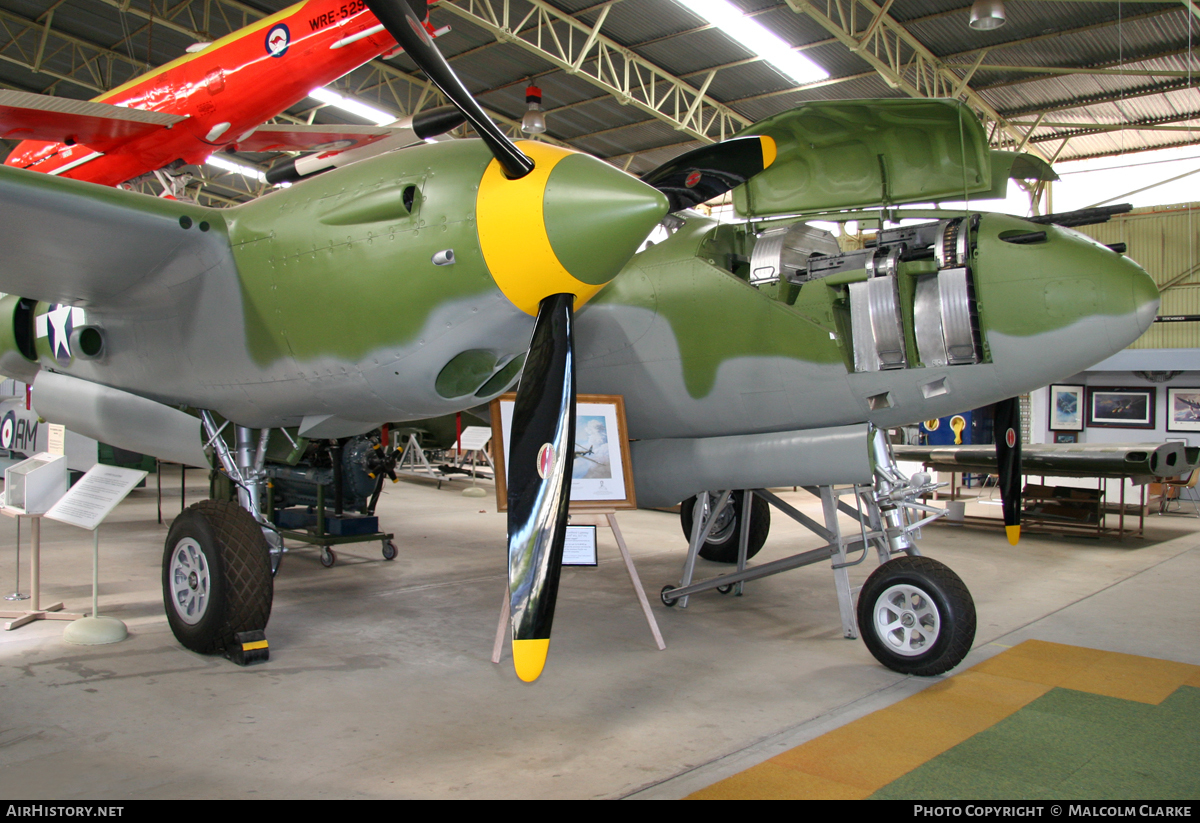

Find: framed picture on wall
489;393;637;512
1048;384;1084;431
1086;387;1156;429
1166;387;1200;432
1053;432;1078;444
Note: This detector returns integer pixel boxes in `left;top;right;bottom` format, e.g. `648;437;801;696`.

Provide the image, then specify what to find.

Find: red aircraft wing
0;90;185;152
232;124;394;154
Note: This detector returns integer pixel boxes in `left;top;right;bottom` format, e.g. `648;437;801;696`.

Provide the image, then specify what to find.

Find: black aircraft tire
163;500;274;655
679;492;770;564
857;556;975;677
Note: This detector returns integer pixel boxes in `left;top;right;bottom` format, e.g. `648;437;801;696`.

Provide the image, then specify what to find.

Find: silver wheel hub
699;496;737;544
169;538;210;626
872;583;940;657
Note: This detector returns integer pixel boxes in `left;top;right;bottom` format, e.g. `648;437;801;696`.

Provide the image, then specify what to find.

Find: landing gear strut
661;426;976;676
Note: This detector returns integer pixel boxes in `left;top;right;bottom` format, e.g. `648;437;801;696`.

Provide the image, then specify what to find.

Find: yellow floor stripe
688;640;1200;800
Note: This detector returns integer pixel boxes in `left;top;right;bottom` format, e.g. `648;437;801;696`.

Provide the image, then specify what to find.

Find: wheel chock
227;630;269;666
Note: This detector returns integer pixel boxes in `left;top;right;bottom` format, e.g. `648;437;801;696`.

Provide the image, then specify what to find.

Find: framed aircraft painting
1166;387;1200;432
1086;387;1156;429
1048;384;1084;431
490;393;637;512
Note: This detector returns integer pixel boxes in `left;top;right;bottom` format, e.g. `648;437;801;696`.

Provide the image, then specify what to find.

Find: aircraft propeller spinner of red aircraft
0;0;464;190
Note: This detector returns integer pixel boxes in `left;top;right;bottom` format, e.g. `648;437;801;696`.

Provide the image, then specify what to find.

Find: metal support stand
396;433;443;485
0;510;84;630
156;460;188;525
5;516;29;602
660;429;945;636
492;510;665;664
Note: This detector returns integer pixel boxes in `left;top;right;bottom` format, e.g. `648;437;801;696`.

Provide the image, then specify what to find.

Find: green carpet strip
688;641;1200;799
871;685;1200;800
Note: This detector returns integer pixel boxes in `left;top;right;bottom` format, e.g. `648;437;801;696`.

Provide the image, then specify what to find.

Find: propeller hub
476;141;668;316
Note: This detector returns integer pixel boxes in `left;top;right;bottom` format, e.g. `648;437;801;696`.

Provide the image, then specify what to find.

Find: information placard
458;426;493;452
563;525;597;566
45;465;148;531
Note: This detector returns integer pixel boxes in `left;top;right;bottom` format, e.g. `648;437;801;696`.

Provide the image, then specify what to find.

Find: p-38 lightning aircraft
0;0;1158;682
1;0;463;192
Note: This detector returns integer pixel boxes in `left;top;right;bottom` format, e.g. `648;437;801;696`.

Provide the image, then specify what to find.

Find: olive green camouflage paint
225;140;498;367
591;218;844;399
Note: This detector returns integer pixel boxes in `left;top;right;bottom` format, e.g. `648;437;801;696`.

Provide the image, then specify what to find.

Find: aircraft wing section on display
895;442;1200;480
0;89;185;153
0;164;228;307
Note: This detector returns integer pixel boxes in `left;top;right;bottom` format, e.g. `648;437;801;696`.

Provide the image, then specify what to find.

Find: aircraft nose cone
1131;268;1160;336
543;154;669;289
476;142;667;316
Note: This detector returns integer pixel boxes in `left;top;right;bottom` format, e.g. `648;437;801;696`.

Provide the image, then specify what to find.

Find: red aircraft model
0;0;461;190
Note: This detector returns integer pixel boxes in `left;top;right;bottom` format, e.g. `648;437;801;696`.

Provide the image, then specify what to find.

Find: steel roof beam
437;0;752;142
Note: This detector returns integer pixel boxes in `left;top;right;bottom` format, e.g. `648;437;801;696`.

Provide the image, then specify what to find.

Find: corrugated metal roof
2;0;1196;194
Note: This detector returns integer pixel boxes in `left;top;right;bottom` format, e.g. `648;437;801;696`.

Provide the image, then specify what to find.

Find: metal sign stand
4;517;29;602
62;528;127;645
492;510;665;664
0;509;84;631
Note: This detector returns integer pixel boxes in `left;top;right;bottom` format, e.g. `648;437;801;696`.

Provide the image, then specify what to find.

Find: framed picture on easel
489;393;637;512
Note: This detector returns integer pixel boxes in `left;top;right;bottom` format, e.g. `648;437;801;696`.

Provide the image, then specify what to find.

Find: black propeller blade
506;293;576;682
363;0;534;179
365;0;665;682
642;135;777;212
994;397;1022;544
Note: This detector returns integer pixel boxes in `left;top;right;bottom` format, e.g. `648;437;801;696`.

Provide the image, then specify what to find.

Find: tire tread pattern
195;500;273;649
164;500;272;654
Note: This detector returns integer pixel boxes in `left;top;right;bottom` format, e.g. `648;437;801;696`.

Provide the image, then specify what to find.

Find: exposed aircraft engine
267;432;397;514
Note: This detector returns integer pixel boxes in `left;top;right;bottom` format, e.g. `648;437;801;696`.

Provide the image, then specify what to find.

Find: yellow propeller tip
1006;525;1021;545
759;135;777;168
512;638;550;682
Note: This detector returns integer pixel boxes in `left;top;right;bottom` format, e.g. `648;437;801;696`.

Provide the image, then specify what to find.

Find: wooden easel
1;509;85;630
492;509;665;663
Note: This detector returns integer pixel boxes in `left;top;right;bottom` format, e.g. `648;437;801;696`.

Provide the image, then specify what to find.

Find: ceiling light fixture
969;0;1007;30
521;84;547;134
206;154;266;182
672;0;829;85
308;87;396;127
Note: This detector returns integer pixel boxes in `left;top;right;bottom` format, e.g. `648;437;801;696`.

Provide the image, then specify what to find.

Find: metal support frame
662;430;944;637
199;410;284;566
395;432;443;484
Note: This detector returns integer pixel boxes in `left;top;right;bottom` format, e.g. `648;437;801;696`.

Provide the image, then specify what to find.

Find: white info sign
45;465;148;531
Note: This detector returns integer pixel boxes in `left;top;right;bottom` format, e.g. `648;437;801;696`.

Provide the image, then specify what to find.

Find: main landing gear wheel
857;555;976;677
163;500;273;655
680;492;771;564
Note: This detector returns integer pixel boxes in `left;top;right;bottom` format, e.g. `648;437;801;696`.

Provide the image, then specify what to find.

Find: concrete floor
0;471;1196;799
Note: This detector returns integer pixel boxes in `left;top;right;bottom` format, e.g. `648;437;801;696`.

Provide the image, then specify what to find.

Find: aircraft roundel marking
685;170;702;188
537;443;556;479
1006;428;1017;449
265;24;290;58
0;412;13;449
